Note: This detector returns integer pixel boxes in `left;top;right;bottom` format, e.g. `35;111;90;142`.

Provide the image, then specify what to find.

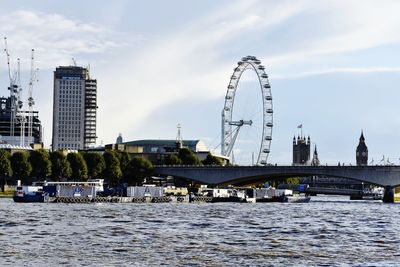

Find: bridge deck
153;165;400;187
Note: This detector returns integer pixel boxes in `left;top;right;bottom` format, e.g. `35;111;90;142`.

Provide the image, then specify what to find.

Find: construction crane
27;49;38;146
16;57;25;146
3;37;28;146
3;37;18;141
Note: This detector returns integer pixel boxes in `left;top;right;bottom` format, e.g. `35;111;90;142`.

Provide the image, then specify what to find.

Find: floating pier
48;195;192;204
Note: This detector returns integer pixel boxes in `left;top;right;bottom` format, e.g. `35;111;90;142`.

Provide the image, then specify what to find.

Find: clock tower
356;131;368;166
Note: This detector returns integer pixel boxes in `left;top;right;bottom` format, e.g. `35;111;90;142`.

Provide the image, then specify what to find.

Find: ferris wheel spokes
223;120;252;159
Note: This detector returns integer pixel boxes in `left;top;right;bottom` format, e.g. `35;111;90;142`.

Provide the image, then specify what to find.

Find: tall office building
52;66;97;150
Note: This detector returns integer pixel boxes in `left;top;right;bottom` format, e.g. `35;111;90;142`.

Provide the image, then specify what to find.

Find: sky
1;0;400;165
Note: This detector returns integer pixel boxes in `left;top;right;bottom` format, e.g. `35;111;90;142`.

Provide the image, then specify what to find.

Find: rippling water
1;196;400;266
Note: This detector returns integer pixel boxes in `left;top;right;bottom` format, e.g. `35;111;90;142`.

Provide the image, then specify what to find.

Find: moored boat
256;187;311;203
13;185;44;203
286;195;311;203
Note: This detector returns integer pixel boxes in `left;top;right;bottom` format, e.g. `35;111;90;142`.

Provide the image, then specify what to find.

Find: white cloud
0;10;124;70
274;67;400;80
263;0;400;71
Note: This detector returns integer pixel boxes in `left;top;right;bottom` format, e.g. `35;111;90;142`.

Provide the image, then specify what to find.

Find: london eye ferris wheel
221;56;273;165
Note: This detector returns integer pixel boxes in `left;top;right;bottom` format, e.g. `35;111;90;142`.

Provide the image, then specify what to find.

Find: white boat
362;187;384;200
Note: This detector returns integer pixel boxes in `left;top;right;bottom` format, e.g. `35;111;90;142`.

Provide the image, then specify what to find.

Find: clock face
356;152;359;156
362;152;366;157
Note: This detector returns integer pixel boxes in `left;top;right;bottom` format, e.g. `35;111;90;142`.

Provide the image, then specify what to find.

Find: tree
285;177;300;185
10;151;32;184
103;151;122;186
29;149;51;180
202;153;223;166
0;150;12;188
83;152;106;179
164;154;182;165
124;156;153;186
50;151;72;181
67;153;88;181
178;148;202;165
117;151;131;176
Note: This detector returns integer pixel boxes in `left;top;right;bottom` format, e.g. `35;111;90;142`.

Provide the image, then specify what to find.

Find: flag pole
301;125;303;138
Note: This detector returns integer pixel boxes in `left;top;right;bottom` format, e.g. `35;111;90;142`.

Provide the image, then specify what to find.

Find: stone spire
311;145;320;166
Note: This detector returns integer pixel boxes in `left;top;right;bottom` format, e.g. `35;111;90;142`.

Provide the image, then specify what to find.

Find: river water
1;196;399;266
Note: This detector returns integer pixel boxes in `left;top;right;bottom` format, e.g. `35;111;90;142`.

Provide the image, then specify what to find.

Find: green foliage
178;148;202;165
164;154;182;165
124;156;153;186
202;153;223;166
0;150;12;184
264;177;281;188
103;151;122;186
50;151;72;181
67;153;88;181
285;177;300;185
29;149;51;180
83;152;106;179
10;151;32;183
118;151;131;174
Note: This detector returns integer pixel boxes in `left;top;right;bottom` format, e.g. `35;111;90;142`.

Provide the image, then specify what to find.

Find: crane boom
27;49;38;145
3;37;17;139
3;37;12;83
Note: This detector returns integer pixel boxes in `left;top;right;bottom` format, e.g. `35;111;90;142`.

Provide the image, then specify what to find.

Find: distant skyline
1;0;400;165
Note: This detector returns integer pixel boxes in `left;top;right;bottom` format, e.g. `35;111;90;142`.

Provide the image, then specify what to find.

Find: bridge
153;165;400;202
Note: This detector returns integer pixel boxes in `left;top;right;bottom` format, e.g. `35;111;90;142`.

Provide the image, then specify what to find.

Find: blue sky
1;0;400;165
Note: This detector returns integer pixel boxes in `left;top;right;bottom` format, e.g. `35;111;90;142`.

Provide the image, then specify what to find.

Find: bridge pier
383;186;395;203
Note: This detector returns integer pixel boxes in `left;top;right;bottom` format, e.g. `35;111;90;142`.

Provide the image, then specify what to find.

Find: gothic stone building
293;135;311;165
356;131;368;166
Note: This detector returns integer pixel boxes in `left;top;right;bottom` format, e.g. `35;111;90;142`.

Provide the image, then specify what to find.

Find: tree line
0;147;223;187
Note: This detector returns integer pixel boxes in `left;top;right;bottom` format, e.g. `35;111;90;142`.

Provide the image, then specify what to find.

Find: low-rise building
104;139;228;165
